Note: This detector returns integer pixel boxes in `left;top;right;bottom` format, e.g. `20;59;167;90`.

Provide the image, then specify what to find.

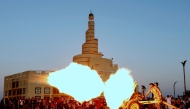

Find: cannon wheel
127;100;141;109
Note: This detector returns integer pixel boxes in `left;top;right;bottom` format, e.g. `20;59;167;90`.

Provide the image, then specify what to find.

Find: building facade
73;12;118;82
3;70;67;99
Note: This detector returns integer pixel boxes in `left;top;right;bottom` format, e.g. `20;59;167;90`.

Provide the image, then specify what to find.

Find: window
9;90;11;96
23;88;26;94
35;87;41;94
23;80;26;85
13;90;16;95
36;81;41;85
5;91;8;96
20;81;22;86
6;84;8;88
36;71;41;75
15;81;19;88
17;89;20;95
19;88;22;95
36;70;41;73
12;82;15;88
12;79;15;82
9;83;11;88
44;87;50;94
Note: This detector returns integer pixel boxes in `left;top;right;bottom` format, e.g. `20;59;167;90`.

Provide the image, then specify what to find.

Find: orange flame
104;68;135;109
48;62;135;109
48;62;105;103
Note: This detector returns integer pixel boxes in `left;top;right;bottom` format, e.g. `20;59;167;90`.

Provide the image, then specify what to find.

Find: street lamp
181;60;187;95
173;81;177;98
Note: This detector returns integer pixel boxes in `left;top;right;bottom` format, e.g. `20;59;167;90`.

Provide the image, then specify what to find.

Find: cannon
119;82;180;109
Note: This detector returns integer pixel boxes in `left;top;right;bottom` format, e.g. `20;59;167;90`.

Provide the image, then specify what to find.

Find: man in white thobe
165;95;172;109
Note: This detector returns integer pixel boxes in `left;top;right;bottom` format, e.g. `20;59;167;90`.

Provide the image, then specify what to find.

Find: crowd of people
141;95;190;109
1;95;190;109
0;96;108;109
162;95;190;109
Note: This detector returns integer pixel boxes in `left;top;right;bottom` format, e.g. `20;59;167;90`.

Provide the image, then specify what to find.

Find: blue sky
0;1;190;99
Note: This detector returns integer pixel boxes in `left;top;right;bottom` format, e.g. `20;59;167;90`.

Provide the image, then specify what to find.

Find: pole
143;89;145;96
173;81;177;98
181;60;187;95
183;65;186;95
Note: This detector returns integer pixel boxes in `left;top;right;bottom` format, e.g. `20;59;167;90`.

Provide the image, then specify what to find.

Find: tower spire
89;11;94;21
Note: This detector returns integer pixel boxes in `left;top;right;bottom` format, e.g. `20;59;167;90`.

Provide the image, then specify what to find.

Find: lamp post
181;60;187;95
173;81;177;98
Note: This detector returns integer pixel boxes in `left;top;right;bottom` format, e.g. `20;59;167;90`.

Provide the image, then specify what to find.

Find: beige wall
3;70;53;99
3;72;29;98
27;71;53;99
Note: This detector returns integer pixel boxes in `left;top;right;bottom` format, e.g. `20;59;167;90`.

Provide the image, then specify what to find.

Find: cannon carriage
119;82;179;109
